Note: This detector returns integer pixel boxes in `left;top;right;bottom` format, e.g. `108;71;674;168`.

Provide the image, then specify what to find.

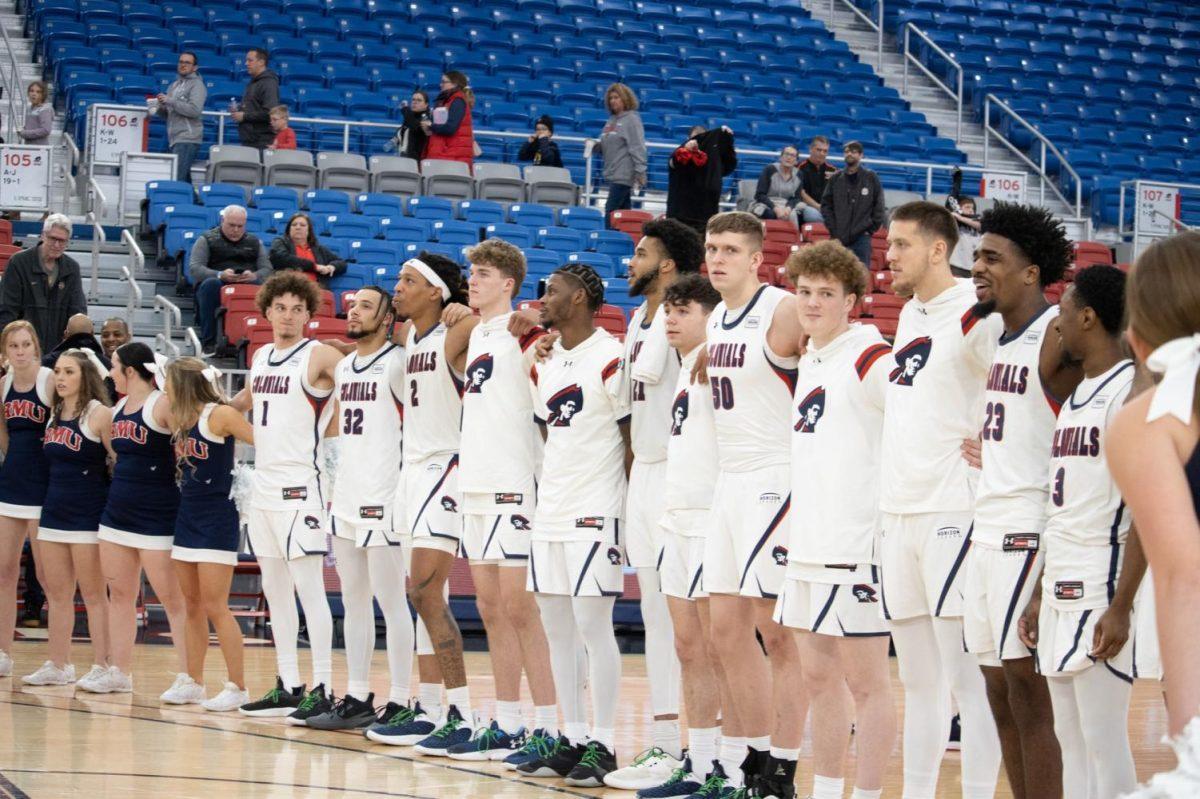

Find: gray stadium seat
205;145;263;193
734;178;758;212
368;155;422;197
263;149;317;193
317;151;369;194
421;159;475;201
524;166;579;207
473;162;526;203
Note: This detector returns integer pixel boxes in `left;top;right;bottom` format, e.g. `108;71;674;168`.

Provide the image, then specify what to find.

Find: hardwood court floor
0;640;1177;798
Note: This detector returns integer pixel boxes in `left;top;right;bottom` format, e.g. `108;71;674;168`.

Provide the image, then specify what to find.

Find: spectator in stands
269;105;296;150
18;81;52;146
232;48;280;149
42;314;109;370
597;82;647;218
153;52;206;184
0;214;87;350
948;195;982;275
188;205;272;354
269;213;346;287
518;115;563;168
820;141;886;268
390;90;430;161
423;71;475;167
100;317;131;360
798;135;836;223
751;145;805;226
667;124;738;235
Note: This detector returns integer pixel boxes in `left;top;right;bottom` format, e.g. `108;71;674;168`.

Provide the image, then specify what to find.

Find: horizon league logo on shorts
546;384;584;426
465;353;494;394
890;337;932;386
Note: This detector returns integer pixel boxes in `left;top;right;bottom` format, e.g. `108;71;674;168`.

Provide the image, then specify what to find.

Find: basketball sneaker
755;755;797;799
239;677;305;717
306;692;377;731
77;664;118;693
739;747;770;795
160;673;206;705
286;684;332;727
364;700;437;746
22;660;74;686
0;650;12;677
203;682;250;712
605;746;685;790
685;762;746;799
446;720;525;761
636;756;703;798
565;740;618;787
413;705;472;755
516;735;586;778
503;727;555;771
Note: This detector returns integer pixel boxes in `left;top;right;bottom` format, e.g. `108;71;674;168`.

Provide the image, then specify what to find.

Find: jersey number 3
1051;466;1065;507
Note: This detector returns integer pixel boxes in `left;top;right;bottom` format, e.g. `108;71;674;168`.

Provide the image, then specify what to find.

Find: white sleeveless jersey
459;312;544;502
532;329;629;533
1043;360;1135;611
974;305;1061;548
626;302;680;464
664;346;719;512
403;322;464;465
705;285;798;473
250;339;335;510
880;279;1002;514
788;325;892;578
330;343;406;526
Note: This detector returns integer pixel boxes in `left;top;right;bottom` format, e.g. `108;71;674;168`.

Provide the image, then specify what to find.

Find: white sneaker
0;650;12;677
76;664;116;693
22;660;75;686
105;666;133;693
203;682;251;712
603;747;684;790
160;673;206;705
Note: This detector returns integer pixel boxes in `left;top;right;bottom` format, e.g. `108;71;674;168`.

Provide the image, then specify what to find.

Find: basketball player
879;201;1002;799
1108;231;1200;737
232;272;339;721
962;202;1079;799
516;264;629;787
0;321;53;679
449;239;559;759
640;272;732;798
306;286;415;731
604;219;706;788
1018;265;1147;798
701;211;807;797
775;241;895;799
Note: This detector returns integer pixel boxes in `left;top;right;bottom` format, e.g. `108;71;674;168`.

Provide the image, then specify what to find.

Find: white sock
653;718;683;760
591;726;616;750
534;704;558;734
688;727;719;776
720;735;746;786
419;682;442;717
851;788;882;799
813;774;845;799
747;735;770;753
447;685;473;725
565;721;589;742
770;745;800;761
496;699;522;733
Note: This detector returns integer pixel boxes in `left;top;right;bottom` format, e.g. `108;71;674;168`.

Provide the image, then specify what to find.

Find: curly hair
555;263;606;311
605;82;639;112
664;273;722;313
256;270;322;316
979;202;1072;287
467;238;527;292
1070;264;1127;336
785;240;868;300
416;251;469;307
642;217;704;274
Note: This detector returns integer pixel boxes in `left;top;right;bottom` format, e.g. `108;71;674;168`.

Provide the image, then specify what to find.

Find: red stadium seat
242;318;273;367
219;283;259;307
307;317;349;339
872;270;895;294
861;293;905;320
0;219;13;246
801;222;830;242
1073;241;1113;268
517;300;543;313
0;243;19;275
763;218;799;243
221;302;260;347
318;289;335;318
339;289;359;312
595;304;627;338
609;209;652;228
1044;281;1066;305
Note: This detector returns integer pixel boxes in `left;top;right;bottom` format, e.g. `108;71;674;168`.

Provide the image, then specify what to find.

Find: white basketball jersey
664;346;719;513
788;325;892;580
330;343;406;527
1043;360;1134;611
974;305;1061;548
250;339;335;510
532;329;629;536
706;284;798;473
880;279;1002;514
460;312;544;507
403;322;464;464
626;302;680;464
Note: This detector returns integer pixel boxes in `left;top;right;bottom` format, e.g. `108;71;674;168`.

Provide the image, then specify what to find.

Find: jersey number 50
711;377;735;410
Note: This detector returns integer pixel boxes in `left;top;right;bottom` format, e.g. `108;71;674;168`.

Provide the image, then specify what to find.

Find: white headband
403;258;451;301
1146;333;1200;425
63;347;107;377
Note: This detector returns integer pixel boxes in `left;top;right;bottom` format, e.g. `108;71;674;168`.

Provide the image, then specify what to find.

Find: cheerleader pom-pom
1123;716;1200;798
230;461;256;517
322;437;341;495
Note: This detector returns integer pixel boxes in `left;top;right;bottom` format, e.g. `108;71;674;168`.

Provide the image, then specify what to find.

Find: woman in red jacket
423;71;475;169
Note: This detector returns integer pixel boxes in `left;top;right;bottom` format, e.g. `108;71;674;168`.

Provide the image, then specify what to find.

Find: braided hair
554;263;606;312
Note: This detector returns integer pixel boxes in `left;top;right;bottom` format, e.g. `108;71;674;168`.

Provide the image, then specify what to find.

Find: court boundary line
0;693;597;798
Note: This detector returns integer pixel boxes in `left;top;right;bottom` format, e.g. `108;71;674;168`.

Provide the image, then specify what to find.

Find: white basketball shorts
878;510;974;621
703;466;791;599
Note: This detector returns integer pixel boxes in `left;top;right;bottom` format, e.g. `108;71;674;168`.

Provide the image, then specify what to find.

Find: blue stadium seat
329;216;379;241
303;189;353;214
509;203;557;228
524;249;561;276
536;227;586;253
356;193;405;218
430;220;481;246
564;251;616;277
379;216;432;243
407;196;455;220
348;239;396;265
484;223;535;249
557;206;605;231
457;200;506;225
587;230;634;258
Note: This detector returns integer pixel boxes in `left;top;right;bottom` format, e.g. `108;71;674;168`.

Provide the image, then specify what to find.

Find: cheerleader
0;321;53;678
166;357;253;711
21;349;113;687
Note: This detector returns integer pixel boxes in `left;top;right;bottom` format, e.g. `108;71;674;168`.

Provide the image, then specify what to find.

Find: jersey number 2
409;379;419;407
342;407;364;435
983;401;1005;441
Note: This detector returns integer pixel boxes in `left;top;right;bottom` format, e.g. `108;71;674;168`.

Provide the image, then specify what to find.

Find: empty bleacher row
874;0;1200;227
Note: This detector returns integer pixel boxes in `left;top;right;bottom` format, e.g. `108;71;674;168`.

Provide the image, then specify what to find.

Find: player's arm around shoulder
445;312;481;374
766;293;804;360
963;306;1004;374
210;402;255;445
310;342;346;389
1039;324;1084;404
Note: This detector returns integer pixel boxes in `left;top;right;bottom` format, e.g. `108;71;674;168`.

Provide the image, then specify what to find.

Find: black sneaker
755;755;796;799
738;747;769;795
947;714;961;750
285;683;332;727
516;735;585;778
565;740;618;787
238;677;305;717
306;692;377;731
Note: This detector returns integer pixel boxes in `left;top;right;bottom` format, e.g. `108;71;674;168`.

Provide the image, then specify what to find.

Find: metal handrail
86;175;106;300
153;294;182;357
119;228;143;320
1152;209;1194;231
185;327;203;356
902;24;964;144
0;12;28;144
829;0;884;72
62;131;80;205
983;94;1081;218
